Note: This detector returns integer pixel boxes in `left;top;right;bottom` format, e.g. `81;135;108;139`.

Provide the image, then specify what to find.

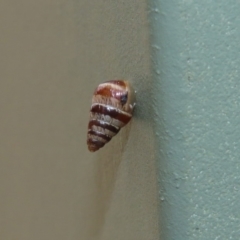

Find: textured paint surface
0;1;158;240
150;0;240;239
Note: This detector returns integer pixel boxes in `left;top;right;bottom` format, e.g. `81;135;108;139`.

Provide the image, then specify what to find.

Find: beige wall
0;1;159;239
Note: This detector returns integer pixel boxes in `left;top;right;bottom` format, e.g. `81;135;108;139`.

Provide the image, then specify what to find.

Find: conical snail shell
87;80;135;152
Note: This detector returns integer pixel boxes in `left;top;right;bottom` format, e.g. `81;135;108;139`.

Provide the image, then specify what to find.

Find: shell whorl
87;80;135;152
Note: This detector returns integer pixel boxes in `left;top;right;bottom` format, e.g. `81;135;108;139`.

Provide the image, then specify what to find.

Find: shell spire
87;80;135;152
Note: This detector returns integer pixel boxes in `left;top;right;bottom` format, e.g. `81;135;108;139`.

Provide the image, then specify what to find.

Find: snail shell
87;80;135;152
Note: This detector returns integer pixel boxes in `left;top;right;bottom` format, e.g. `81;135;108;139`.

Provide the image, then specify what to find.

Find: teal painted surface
150;0;240;239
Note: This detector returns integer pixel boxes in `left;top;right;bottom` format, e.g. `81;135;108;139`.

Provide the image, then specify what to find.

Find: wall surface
0;1;159;240
150;0;240;239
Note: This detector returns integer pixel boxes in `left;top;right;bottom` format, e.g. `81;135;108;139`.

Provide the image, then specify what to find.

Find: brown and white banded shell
87;80;135;152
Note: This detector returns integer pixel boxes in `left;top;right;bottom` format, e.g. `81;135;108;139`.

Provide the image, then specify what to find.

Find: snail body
87;80;135;152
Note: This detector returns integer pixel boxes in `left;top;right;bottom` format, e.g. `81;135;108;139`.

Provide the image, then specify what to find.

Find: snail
87;80;135;152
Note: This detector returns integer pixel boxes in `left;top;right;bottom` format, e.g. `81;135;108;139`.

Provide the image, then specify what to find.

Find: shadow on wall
91;74;157;236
